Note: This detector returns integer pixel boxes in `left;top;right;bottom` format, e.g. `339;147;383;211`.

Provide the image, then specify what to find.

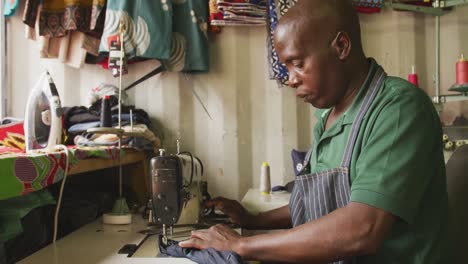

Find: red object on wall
456;54;468;85
408;65;419;87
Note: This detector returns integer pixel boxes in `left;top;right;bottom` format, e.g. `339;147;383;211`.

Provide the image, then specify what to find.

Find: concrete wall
5;3;468;199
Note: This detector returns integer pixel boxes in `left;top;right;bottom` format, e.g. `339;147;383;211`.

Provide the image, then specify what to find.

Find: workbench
17;214;195;264
17;189;291;263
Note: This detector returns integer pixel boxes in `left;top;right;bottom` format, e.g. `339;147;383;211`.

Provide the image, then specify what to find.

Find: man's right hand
205;197;255;227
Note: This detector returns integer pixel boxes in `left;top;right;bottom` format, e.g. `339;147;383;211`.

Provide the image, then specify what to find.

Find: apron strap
340;66;387;168
298;143;314;175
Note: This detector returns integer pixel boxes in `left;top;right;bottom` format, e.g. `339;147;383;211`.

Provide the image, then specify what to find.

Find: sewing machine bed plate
18;215;196;264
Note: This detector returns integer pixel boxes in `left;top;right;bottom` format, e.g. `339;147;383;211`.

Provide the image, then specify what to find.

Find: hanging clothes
41;0;105;37
266;0;297;87
168;0;209;72
99;0;209;73
3;0;19;17
99;0;172;61
23;0;106;37
22;0;105;68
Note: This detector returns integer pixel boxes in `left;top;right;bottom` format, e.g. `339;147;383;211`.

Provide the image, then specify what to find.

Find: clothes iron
24;71;63;152
150;149;208;239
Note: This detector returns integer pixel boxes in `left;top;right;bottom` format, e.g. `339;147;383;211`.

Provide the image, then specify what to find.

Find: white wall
6;3;468;199
0;0;6;119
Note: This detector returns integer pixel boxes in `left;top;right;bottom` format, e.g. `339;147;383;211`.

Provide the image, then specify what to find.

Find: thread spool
260;162;271;195
444;141;454;151
456;54;468;85
442;134;449;143
408;65;419;87
455;140;465;148
100;95;112;127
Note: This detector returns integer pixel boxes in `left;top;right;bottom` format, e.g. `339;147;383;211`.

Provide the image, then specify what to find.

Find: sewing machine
150;148;210;244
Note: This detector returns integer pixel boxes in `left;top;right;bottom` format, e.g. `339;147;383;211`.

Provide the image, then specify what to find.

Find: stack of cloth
352;1;433;14
63;83;160;152
210;0;267;27
352;0;384;13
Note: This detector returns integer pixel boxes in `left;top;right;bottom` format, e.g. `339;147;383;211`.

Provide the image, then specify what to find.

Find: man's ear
331;31;351;60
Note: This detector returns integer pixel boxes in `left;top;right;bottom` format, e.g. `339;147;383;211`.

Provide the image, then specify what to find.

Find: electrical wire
178;151;194;187
52;144;70;243
177;151;204;186
194;156;204;181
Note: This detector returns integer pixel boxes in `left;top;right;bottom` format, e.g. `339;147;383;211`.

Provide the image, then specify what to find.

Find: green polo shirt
310;59;450;263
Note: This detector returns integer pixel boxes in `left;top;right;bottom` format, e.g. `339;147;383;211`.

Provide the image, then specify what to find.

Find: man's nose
288;74;300;88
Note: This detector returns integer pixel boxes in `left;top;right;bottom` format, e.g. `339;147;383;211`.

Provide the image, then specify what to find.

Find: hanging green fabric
100;0;209;73
164;0;209;72
99;0;173;61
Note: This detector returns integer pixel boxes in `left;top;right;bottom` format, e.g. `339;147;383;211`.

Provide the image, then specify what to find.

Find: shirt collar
342;58;379;125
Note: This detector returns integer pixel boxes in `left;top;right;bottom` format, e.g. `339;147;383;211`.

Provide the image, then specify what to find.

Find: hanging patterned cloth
36;0;105;37
99;0;172;62
99;0;209;73
266;0;297;87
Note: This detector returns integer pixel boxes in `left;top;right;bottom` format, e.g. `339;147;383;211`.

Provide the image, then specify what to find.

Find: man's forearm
245;205;292;230
236;202;395;263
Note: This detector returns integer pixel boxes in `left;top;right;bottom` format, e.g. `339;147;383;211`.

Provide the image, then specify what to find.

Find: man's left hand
179;224;242;252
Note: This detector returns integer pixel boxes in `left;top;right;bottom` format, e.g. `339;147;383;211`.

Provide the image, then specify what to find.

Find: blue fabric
68;121;101;133
266;0;289;86
159;236;244;264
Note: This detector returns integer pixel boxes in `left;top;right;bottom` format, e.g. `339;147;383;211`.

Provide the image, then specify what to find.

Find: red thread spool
456;54;468;85
408;65;419;87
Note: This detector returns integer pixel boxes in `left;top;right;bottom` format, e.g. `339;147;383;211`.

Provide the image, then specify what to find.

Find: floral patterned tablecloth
0;146;121;200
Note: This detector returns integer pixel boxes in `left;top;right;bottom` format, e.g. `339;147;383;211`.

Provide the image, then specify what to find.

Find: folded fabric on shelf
210;0;267;27
352;0;384;13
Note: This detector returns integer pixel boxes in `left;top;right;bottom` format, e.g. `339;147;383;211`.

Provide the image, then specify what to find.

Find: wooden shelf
68;149;147;175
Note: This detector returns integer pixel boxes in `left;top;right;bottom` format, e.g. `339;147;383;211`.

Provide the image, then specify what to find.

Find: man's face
275;25;345;109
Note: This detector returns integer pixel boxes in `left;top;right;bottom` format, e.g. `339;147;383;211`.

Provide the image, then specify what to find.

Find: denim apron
289;66;387;264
